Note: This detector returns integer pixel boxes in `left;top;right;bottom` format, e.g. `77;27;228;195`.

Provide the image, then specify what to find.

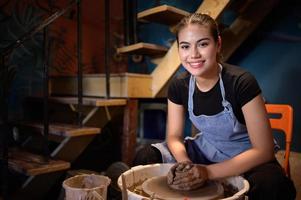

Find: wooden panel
138;4;190;25
8;148;70;176
29;96;127;107
151;0;230;97
221;0;278;60
117;42;168;56
50;74;122;97
122;99;138;165
50;73;153;98
121;73;152;97
50;74;121;97
20;122;100;137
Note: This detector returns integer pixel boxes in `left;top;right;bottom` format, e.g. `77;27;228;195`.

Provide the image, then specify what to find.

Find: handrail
77;0;83;126
105;0;110;98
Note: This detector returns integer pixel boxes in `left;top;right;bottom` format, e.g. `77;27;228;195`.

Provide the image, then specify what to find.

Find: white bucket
63;174;111;200
117;164;249;200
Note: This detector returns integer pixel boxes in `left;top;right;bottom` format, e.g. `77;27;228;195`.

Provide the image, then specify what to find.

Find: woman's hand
167;162;208;191
167;161;192;185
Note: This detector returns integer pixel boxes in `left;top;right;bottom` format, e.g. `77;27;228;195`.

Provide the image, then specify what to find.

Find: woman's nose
191;47;200;58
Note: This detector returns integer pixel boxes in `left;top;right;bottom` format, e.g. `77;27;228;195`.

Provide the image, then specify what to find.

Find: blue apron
152;65;252;163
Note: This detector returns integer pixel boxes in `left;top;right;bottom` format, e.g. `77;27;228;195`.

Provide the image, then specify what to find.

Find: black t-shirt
167;63;261;125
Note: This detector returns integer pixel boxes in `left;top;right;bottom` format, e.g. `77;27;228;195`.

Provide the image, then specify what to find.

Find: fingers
167;164;208;191
175;162;192;172
167;162;192;185
167;170;175;185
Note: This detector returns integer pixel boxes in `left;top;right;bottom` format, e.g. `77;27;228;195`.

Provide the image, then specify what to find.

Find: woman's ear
217;36;222;52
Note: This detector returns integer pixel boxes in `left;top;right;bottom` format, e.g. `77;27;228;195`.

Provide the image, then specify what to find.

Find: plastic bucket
63;174;111;200
117;163;249;200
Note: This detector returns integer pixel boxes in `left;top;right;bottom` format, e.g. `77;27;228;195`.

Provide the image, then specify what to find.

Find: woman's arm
166;99;191;162
205;94;275;179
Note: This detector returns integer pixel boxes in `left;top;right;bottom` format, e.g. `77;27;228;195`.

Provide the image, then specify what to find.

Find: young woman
134;13;296;199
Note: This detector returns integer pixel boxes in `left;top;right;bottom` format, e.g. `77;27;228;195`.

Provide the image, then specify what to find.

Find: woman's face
178;24;221;77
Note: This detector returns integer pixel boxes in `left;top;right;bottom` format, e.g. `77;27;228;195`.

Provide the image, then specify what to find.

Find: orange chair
265;104;293;177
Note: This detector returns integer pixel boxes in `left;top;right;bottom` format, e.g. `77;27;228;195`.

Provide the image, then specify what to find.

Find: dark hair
175;13;222;61
175;13;220;42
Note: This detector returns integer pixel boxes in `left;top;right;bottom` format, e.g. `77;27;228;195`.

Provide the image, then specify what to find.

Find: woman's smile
188;60;205;69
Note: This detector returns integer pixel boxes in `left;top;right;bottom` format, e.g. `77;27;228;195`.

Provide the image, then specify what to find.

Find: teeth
189;62;202;68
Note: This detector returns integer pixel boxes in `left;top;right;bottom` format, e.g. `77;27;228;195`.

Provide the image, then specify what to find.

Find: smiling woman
134;13;296;200
175;14;222;92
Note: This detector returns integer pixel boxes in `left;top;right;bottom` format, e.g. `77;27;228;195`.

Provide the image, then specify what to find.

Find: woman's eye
180;45;189;50
198;42;208;47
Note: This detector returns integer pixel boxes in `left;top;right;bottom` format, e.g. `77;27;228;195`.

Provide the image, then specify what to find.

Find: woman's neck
195;64;220;92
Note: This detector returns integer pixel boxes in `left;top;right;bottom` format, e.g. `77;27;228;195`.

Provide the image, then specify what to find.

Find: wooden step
50;73;152;98
221;0;278;60
138;4;189;25
8;148;70;176
19;122;100;137
117;42;168;56
28;96;127;107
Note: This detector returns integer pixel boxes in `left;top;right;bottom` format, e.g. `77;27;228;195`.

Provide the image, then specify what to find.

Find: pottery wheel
141;176;224;200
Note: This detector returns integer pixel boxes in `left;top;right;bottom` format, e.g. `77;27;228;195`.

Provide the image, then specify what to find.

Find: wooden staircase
8;96;128;199
49;0;279;98
50;0;231;98
221;0;279;60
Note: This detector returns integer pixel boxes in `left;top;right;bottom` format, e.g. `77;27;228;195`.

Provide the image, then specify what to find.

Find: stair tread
221;0;277;60
20;122;101;137
138;4;189;25
29;96;127;107
8;148;70;176
117;42;168;55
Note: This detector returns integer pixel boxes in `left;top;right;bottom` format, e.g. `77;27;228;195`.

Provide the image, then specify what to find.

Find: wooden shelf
28;96;127;107
138;5;189;25
19;122;101;137
8;148;70;176
117;42;168;56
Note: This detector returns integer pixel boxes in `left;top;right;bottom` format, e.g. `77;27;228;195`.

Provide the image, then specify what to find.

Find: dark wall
229;0;301;152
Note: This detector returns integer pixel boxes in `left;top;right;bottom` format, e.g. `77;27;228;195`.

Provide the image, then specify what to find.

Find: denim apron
152;66;252;163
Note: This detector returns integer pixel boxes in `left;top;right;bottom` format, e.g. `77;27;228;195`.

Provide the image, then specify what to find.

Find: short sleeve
236;71;262;107
167;73;189;106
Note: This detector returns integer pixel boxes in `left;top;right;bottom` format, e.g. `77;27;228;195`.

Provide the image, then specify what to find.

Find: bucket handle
85;191;104;200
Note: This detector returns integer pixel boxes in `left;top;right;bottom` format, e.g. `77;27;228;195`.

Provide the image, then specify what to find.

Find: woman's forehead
178;24;212;40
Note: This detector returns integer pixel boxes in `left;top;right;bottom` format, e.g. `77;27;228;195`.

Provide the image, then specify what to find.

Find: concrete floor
276;151;301;200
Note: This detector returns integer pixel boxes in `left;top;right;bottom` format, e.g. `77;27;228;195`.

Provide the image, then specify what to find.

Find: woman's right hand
167;162;208;191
